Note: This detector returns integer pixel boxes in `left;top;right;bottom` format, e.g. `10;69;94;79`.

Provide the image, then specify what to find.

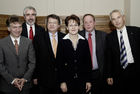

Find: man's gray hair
109;9;124;20
23;6;37;16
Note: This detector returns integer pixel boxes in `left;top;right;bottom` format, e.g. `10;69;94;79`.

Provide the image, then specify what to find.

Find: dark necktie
14;39;18;55
88;33;93;69
29;26;33;40
120;31;128;69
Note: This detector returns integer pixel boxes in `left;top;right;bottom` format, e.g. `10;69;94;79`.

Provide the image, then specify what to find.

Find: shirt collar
26;23;35;27
26;23;35;31
10;35;20;44
63;33;85;40
117;25;126;32
85;30;95;38
49;32;58;37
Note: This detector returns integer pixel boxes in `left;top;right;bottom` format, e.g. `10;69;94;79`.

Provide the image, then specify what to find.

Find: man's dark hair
83;14;95;23
46;14;61;25
6;15;22;27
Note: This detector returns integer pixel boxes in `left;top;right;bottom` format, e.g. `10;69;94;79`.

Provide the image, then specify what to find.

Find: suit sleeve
84;40;92;82
0;44;14;84
57;40;66;83
23;41;36;81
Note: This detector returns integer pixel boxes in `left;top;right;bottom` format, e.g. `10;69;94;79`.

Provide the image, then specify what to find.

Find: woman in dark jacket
58;14;92;94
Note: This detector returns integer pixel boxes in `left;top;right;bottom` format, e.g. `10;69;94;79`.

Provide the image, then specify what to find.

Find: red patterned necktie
29;26;33;40
88;33;93;68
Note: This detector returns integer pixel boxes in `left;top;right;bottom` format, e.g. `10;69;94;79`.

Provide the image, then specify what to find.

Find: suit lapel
7;36;17;55
45;31;55;58
22;23;28;37
95;30;101;67
35;24;39;36
56;32;63;57
126;27;135;53
112;30;120;55
95;30;99;55
18;36;24;56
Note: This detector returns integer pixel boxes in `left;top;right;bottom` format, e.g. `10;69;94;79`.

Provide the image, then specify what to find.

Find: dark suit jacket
33;31;65;88
79;30;107;77
57;36;92;84
22;22;45;79
21;22;45;38
105;26;140;92
0;36;36;92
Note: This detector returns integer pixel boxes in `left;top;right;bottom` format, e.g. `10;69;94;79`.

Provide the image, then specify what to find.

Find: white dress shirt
10;35;20;45
86;30;98;70
117;26;134;64
26;23;35;38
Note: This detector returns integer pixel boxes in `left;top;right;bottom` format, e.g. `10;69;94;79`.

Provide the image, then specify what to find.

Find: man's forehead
10;22;22;26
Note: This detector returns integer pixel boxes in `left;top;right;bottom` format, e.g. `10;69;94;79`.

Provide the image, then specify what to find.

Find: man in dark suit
22;6;45;40
79;14;107;94
21;6;45;94
33;14;65;94
0;15;35;94
105;9;140;94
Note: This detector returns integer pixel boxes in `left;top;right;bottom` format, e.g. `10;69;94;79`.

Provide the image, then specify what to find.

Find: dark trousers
91;69;103;94
39;85;61;94
112;63;138;94
30;84;40;94
66;78;86;94
0;90;30;94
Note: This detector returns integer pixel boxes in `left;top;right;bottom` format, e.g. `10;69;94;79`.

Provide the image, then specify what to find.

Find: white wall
0;0;124;16
130;0;140;27
0;0;140;26
124;0;131;25
0;0;47;16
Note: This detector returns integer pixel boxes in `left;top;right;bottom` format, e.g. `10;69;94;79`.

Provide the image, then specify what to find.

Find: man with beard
21;6;45;94
22;6;45;40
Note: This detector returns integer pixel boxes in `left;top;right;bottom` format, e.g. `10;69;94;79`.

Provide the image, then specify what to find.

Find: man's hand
13;78;21;89
18;78;27;91
107;78;113;85
13;78;27;91
60;82;67;93
33;79;38;85
86;82;91;92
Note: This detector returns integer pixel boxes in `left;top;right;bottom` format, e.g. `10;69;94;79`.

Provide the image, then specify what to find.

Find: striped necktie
120;31;128;69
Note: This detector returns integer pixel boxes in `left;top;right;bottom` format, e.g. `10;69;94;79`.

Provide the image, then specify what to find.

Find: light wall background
0;0;139;26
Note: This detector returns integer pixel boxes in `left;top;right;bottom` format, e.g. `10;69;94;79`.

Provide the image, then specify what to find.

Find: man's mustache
28;19;34;22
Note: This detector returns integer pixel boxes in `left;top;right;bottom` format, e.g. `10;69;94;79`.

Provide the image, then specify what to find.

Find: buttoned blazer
33;31;65;88
0;36;35;92
79;30;107;76
57;38;92;83
105;26;140;78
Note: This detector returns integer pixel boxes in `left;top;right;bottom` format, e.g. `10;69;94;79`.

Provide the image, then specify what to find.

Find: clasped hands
13;78;27;91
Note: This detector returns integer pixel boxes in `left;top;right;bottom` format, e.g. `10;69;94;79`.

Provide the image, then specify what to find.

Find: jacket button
55;68;57;71
17;65;20;68
74;60;77;63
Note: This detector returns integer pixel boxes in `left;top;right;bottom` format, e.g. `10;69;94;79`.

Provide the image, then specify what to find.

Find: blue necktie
120;31;128;69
